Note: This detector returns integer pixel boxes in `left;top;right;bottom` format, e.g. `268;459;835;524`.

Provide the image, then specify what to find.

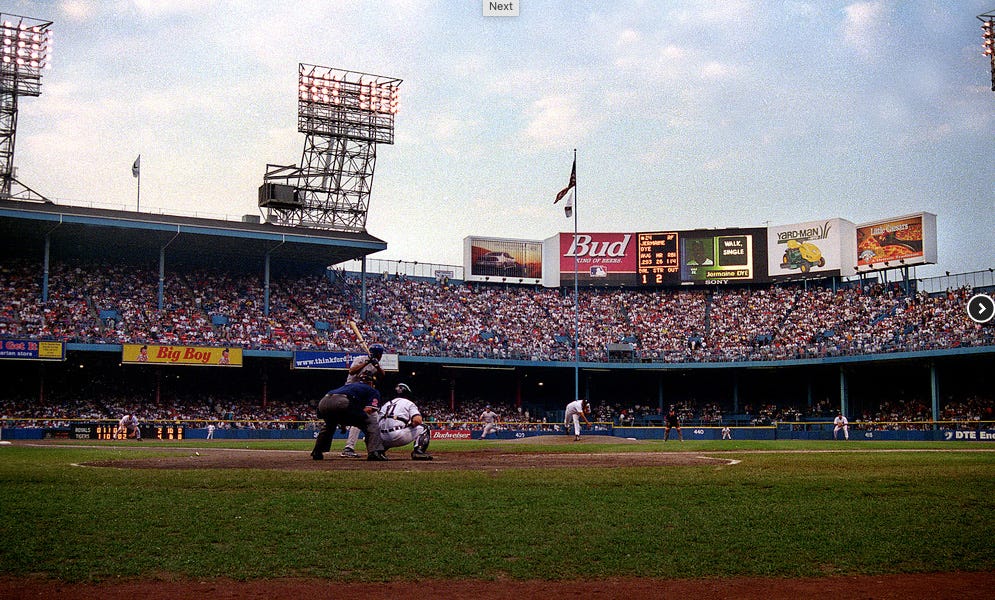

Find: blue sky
7;1;995;279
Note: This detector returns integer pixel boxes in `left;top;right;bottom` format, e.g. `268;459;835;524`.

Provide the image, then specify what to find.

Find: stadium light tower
980;11;995;92
0;13;52;201
259;64;401;231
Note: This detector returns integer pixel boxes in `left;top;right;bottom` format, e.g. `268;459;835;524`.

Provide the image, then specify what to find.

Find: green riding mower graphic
780;239;826;273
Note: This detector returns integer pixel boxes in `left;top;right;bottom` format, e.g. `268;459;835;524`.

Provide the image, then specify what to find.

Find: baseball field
1;436;993;599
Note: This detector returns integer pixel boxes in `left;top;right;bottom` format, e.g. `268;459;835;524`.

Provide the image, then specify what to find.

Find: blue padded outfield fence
3;419;994;443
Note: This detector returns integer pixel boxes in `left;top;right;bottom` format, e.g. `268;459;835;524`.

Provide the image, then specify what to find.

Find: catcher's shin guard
414;427;430;452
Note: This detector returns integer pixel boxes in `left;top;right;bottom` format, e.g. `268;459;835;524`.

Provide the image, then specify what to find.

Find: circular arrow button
967;294;995;324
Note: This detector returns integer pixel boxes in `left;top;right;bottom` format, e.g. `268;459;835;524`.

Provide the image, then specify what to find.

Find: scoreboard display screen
637;232;680;285
637;227;767;285
71;424;186;440
680;234;755;283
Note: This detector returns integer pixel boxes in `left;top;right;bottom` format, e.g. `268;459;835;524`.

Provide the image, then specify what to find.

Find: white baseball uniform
118;414;140;439
564;399;588;437
378;396;427;450
833;415;849;440
480;409;499;439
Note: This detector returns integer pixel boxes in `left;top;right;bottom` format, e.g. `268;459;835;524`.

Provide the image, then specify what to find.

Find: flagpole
572;148;579;406
133;154;141;212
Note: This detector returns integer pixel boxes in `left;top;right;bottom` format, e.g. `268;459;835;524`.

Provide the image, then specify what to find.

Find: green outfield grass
1;440;993;583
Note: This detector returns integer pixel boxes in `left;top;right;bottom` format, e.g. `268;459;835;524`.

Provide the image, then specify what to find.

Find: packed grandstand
2;257;991;361
0;253;993;431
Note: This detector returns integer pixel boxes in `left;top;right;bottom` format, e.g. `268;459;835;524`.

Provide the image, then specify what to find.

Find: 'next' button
484;1;519;17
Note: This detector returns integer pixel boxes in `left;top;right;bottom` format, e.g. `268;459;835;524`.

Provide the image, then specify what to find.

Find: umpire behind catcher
311;372;389;461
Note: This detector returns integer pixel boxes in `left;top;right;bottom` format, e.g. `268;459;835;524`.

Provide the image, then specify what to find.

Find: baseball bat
348;320;371;354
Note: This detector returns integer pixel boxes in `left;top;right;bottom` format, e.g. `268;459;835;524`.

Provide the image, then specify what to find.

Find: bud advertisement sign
555;232;638;286
122;344;242;366
767;218;855;279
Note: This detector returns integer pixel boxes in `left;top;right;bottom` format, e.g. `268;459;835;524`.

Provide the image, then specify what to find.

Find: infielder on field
479;405;500;439
833;413;849;440
340;344;386;458
564;399;591;441
116;413;141;441
378;383;433;460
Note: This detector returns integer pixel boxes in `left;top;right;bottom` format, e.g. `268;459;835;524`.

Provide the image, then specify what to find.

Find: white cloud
616;28;641;46
842;1;889;57
131;0;215;19
700;61;736;81
58;0;98;21
522;95;589;150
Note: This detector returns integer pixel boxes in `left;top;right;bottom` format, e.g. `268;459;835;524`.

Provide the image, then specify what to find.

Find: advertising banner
122;344;243;366
557;232;638;286
464;236;543;284
767;218;855;279
856;213;937;269
0;339;65;361
292;350;398;371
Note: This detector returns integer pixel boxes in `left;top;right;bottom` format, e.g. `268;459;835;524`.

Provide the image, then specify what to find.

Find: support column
42;234;51;302
158;246;166;310
839;367;849;417
264;252;271;317
930;362;940;431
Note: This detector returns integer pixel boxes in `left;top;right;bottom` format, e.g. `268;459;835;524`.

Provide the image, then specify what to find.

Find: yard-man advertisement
292;350;399;371
856;213;937;269
679;228;766;283
122;344;243;366
0;339;64;361
767;218;856;279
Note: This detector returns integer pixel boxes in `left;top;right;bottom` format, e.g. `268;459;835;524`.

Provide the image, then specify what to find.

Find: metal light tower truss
980;11;995;92
0;13;52;201
260;64;401;231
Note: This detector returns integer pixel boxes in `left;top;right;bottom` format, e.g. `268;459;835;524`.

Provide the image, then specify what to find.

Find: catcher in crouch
378;383;433;460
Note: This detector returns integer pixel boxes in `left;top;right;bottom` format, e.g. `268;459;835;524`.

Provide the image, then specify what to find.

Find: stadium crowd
0;257;992;430
2;389;991;431
1;258;992;363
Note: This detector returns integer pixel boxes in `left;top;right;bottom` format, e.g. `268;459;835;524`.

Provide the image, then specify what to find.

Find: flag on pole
132;155;140;178
563;193;574;218
554;158;575;204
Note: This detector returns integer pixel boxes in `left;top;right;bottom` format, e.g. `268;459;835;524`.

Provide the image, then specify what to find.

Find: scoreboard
69;424;185;440
636;227;766;285
637;232;680;285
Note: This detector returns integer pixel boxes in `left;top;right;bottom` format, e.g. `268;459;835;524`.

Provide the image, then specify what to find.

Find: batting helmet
395;382;412;396
369;344;384;360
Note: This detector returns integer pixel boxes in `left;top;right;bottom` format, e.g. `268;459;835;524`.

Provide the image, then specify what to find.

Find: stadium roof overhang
0;199;387;270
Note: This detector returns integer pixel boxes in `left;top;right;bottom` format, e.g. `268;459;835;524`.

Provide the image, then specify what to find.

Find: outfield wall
5;423;995;442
